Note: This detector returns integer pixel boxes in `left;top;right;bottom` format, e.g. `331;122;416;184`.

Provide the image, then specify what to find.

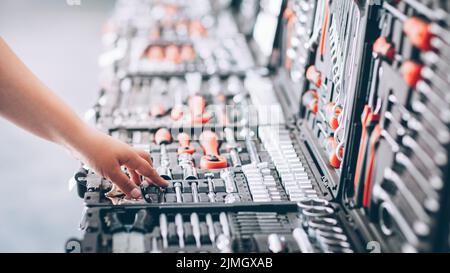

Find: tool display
69;0;450;253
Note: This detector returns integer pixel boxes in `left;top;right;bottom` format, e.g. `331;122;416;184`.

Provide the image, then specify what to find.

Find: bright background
0;0;114;252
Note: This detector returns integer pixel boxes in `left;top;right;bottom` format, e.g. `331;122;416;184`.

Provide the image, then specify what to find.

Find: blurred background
0;0;114;252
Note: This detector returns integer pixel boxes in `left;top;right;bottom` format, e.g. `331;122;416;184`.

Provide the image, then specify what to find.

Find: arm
0;38;168;198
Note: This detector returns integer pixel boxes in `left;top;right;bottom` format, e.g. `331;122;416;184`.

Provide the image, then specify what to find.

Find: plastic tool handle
155;128;172;145
199;130;220;156
188;95;206;115
306;65;322;87
400;61;423;88
403;17;433;51
199;131;228;169
177;133;195;154
373;37;396;61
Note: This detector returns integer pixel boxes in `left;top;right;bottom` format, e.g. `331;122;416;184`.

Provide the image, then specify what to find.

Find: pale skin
0;38;169;198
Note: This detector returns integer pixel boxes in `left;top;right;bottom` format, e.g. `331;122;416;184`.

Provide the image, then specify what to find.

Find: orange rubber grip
180;45;196;62
155;128;172;145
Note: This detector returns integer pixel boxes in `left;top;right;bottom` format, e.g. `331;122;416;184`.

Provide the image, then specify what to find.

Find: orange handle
373;37;396;61
188;95;206;114
150;104;166;117
177;133;195;154
146;46;165;61
155;128;172;145
165;45;181;64
180;45;196;62
199;131;220;156
325;137;343;168
400;61;423;88
325;102;342;130
199;131;227;169
306;66;322;87
170;106;184;121
302;90;319;113
403;17;433;51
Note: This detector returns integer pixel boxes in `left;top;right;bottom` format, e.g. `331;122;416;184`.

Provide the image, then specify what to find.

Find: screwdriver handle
177;133;196;155
403;17;433;51
188;95;206;115
199;131;220;156
306;65;322;87
155;128;172;145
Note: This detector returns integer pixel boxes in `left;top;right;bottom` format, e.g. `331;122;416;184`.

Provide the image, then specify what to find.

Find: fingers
124;151;169;187
129;169;141;186
136;149;153;166
107;167;141;199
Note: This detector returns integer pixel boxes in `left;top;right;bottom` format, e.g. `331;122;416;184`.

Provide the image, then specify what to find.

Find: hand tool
165;44;181;64
205;172;216;202
127;209;152;253
324;102;342;130
325;137;343;168
371;184;420;251
177;133;198;181
219;212;231;238
154;128;173;180
190;213;201;248
302;90;319;113
175;214;185;248
205;213;216;244
292;228;315;253
268;234;286;253
224;128;242;167
183;222;195;245
106;212;128;253
159;213;169;249
306;65;322;87
180;44;196;62
199;130;228;169
174;182;183;203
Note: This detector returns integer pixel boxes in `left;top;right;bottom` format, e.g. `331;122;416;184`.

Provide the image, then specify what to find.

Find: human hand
74;130;168;199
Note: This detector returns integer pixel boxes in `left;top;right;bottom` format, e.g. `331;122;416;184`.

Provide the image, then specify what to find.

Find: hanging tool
155;128;173;180
199;130;228;169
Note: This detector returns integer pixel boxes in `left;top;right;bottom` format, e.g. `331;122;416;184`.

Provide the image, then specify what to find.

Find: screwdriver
175;214;185;248
199;130;228;169
205;213;216;244
154;128;173;180
159;213;169;248
190;213;201;248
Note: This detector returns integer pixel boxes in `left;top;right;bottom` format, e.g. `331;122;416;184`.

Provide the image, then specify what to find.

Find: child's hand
76;130;169;199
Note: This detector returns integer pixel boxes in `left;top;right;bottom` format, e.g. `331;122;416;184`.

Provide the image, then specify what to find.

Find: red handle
177;133;195;154
325;102;342;130
155;128;172;145
199;131;220;156
188;95;206;115
400;61;423;88
403;17;433;51
306;66;322;87
373;37;396;61
150;104;166;117
302;90;318;113
165;45;181;64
